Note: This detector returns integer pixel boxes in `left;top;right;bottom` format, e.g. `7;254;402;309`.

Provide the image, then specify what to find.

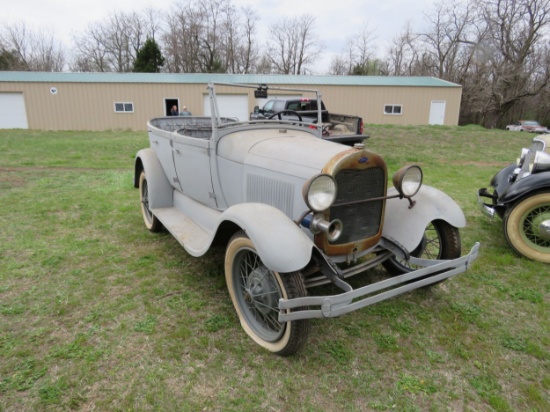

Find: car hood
217;128;349;178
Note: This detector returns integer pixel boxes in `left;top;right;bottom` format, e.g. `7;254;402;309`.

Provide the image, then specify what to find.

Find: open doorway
164;98;179;116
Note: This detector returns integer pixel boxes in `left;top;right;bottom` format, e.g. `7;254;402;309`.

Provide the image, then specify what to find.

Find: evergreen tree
133;38;165;73
0;49;21;71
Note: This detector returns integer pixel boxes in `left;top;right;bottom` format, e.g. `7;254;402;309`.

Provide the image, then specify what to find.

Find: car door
172;134;218;209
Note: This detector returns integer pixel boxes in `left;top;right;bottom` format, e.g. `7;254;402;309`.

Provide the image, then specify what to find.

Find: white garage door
203;94;249;121
0;93;28;129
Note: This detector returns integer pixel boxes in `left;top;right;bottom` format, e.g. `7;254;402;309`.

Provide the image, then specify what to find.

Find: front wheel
139;171;163;232
382;220;461;275
504;192;550;263
224;232;310;356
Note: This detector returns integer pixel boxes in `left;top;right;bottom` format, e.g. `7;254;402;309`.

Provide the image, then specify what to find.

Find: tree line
1;0;549;128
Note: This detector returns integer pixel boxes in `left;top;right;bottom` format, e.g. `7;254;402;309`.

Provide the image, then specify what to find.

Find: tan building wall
0;79;461;131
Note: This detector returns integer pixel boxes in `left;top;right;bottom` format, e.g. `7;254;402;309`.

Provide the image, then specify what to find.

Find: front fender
382;185;466;252
500;172;550;205
220;203;314;274
134;148;173;209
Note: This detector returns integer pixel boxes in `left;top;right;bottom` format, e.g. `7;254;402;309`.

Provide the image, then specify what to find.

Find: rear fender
134;148;173;209
221;203;314;273
382;185;465;252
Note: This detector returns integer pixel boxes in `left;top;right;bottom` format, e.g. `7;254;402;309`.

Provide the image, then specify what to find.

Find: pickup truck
250;96;365;146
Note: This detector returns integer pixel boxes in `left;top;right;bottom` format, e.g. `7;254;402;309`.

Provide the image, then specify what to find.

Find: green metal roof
0;71;461;87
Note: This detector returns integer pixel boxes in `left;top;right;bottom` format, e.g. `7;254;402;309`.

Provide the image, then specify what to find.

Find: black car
478;134;550;263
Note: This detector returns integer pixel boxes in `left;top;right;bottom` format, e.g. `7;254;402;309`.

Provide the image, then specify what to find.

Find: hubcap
538;220;550;240
234;249;284;342
521;203;550;250
244;267;279;316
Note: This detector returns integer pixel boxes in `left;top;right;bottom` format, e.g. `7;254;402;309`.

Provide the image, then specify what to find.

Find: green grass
1;126;548;411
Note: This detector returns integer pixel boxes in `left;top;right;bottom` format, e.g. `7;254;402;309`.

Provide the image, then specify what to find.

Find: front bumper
278;242;480;322
477;188;497;218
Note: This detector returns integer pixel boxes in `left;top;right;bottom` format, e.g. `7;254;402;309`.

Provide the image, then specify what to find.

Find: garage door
0;93;28;129
203;94;249;121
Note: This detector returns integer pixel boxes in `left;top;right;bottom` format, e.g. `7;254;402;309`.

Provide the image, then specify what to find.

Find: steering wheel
268;110;303;122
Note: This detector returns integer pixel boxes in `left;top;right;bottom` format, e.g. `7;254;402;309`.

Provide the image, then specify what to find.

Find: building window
114;102;134;113
384;104;402;115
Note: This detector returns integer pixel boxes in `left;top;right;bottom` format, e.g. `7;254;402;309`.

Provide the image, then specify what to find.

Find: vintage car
506;120;548;133
134;82;479;355
478;134;550;263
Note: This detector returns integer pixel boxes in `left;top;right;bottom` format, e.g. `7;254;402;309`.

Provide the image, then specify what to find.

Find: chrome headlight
303;174;337;211
393;165;423;197
532;150;550;173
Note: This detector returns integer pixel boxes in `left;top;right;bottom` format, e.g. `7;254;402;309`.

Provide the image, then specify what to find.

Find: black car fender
500;171;550;205
490;163;517;191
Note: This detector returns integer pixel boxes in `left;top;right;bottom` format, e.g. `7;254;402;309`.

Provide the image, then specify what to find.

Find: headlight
532;150;550;173
393;165;423;197
303;174;337;211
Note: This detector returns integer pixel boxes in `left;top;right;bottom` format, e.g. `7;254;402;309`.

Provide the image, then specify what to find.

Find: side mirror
253;106;259;113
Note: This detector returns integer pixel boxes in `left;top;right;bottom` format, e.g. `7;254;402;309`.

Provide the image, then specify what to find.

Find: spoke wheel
225;232;310;356
504;192;550;263
139;171;163;232
382;220;461;276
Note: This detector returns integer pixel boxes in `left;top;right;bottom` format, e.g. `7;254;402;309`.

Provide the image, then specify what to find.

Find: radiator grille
329;168;385;244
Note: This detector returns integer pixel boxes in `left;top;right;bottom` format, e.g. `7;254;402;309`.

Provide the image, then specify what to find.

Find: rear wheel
139;171;163;232
382;220;461;276
504;192;550;263
225;232;310;356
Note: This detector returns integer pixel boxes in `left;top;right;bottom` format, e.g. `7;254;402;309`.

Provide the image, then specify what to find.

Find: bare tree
162;1;203;73
224;5;259;73
329;23;381;75
479;0;550;126
72;10;154;72
418;0;479;82
255;54;273;74
0;21;65;71
386;22;421;76
195;0;226;72
384;0;550;127
266;14;322;75
161;0;259;73
329;55;349;75
351;24;379;73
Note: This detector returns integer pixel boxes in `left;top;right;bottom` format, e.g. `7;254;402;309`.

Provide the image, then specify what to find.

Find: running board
151;207;213;256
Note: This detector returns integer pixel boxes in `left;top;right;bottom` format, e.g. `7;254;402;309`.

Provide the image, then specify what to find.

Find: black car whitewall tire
224;232;310;356
504;192;550;263
139;171;163;233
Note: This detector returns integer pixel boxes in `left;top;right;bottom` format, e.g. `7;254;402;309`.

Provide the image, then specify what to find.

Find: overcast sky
3;0;439;73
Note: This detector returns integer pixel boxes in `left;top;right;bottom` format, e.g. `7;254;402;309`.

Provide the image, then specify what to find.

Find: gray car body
134;82;479;322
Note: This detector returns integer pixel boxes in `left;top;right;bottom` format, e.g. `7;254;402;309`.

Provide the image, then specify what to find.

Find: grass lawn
0;126;548;411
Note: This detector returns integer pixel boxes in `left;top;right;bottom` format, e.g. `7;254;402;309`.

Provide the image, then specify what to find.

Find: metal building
0;72;462;131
